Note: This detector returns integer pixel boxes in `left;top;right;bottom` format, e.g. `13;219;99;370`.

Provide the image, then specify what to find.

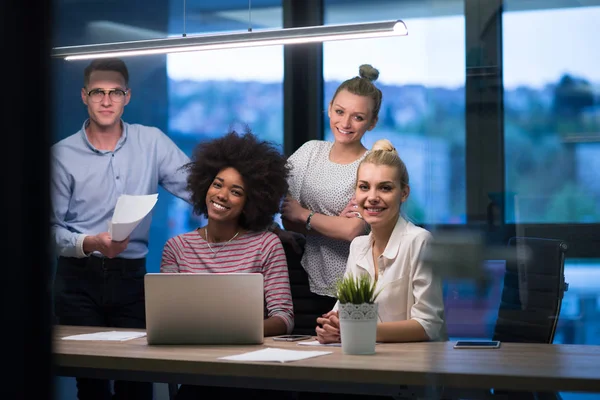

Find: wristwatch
305;211;315;231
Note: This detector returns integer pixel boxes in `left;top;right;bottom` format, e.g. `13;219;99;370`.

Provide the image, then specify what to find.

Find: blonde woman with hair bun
279;64;384;316
315;139;447;350
370;138;395;152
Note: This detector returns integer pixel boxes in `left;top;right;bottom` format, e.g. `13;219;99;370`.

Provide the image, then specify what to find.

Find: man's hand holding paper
81;194;159;258
93;232;129;258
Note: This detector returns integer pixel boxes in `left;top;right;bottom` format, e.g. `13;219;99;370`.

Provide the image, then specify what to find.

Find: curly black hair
185;130;290;231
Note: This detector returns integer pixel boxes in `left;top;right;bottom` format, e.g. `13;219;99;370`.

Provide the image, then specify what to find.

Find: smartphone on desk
272;335;312;342
453;340;501;349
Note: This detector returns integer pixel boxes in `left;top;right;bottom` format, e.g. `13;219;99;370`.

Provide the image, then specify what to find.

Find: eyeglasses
86;88;128;103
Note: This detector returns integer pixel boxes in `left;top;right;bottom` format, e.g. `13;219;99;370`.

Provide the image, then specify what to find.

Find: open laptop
144;273;264;345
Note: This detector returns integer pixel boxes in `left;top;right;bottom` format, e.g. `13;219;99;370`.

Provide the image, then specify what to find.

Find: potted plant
335;273;381;355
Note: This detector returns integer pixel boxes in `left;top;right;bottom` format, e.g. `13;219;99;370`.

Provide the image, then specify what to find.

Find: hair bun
371;139;396;153
358;64;379;82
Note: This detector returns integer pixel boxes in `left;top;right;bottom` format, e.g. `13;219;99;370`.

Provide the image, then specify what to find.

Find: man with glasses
50;58;190;400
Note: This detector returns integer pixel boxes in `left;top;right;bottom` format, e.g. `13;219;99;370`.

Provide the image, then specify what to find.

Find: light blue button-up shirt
50;120;191;259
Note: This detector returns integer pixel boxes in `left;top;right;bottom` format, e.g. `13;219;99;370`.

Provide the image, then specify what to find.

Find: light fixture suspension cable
182;0;187;37
248;0;252;32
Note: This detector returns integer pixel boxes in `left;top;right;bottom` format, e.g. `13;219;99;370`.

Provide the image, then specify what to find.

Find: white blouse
336;216;447;341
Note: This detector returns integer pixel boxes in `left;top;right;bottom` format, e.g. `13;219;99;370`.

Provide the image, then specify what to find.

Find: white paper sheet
298;340;381;347
61;331;147;341
297;340;342;347
108;194;159;241
218;347;332;363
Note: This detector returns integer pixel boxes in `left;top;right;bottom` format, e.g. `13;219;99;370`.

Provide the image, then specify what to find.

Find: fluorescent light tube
52;20;407;61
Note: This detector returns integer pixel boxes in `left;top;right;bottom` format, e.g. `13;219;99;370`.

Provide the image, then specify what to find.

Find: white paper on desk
298;340;380;347
297;340;342;347
219;348;332;363
61;331;147;341
108;194;159;241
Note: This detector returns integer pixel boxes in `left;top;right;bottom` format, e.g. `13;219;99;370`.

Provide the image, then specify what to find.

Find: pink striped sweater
160;229;294;333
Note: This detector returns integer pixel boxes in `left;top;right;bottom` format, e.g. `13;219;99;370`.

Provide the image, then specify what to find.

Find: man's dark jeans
54;255;152;400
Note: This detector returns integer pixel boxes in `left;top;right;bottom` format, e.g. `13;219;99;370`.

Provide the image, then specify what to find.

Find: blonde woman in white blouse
316;139;447;344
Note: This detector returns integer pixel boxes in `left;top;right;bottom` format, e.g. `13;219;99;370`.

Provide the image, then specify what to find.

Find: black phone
272;335;312;342
453;340;501;349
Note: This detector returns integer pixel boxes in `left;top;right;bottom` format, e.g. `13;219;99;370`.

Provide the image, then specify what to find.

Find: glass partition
50;0;600;398
165;4;284;248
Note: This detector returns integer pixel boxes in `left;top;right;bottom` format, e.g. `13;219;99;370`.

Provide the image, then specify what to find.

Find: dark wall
2;0;53;398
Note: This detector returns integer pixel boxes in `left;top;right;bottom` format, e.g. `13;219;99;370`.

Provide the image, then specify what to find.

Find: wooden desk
53;325;600;397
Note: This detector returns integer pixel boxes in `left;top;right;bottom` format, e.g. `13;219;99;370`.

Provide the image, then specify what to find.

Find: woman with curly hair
160;130;294;337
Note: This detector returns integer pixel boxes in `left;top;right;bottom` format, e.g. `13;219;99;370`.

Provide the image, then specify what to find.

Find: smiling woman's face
328;89;377;146
205;167;247;224
355;162;409;229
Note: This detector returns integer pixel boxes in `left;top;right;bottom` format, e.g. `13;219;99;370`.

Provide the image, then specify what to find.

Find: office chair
168;383;179;400
282;237;324;336
442;237;569;400
491;237;569;400
493;237;569;344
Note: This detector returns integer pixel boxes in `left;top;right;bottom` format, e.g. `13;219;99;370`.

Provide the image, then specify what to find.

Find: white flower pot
338;303;378;355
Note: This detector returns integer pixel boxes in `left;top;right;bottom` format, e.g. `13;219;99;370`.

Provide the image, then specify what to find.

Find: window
324;0;466;224
503;3;600;223
502;1;600;350
51;0;284;273
163;1;284;268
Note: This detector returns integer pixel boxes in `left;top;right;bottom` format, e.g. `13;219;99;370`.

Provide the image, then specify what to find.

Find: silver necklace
204;227;240;257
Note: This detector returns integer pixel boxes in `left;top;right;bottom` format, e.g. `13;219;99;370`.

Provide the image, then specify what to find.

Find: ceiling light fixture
51;20;408;61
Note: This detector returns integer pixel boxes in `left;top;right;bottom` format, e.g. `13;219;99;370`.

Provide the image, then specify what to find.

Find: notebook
144;273;264;345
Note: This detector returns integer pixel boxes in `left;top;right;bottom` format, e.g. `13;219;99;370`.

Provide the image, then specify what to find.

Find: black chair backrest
493;237;568;344
281;239;324;336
